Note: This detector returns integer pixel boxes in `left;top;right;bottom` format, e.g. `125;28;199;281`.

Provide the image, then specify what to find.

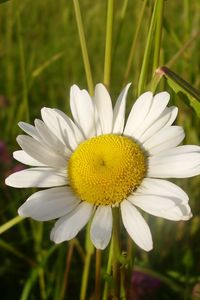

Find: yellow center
68;134;146;206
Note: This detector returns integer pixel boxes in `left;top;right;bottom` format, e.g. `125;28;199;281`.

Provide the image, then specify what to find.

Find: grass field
0;0;200;299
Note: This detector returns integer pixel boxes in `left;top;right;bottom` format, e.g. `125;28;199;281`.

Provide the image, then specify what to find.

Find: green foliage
160;66;200;118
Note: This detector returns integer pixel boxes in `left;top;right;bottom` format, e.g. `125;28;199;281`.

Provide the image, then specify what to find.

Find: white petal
13;150;45;166
136;178;189;203
17;135;67;169
90;206;112;250
131;92;170;140
18;187;80;221
34;119;68;156
50;202;93;243
164;106;178;127
54;108;85;145
112;83;131;134
124;92;153;137
94;105;103;135
41;107;76;151
129;195;192;221
5;167;67;187
143;126;185;155
139;106;178;143
94;83;113;134
148;145;200;178
159;204;192;221
18;121;41;141
70;85;95;138
120;200;153;251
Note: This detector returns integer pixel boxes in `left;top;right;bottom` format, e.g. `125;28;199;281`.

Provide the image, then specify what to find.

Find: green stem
152;0;164;73
137;0;159;95
0;238;35;266
0;215;24;234
123;0;148;83
73;0;94;95
112;0;128;68
95;249;102;300
103;0;114;88
60;240;75;300
166;30;200;68
120;267;126;300
102;238;114;300
80;223;94;300
17;11;29;122
80;251;92;300
112;208;120;299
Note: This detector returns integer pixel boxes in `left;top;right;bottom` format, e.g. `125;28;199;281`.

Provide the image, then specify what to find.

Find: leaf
158;66;200;118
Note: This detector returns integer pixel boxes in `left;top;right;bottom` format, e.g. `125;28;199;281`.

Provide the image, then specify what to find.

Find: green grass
0;0;200;299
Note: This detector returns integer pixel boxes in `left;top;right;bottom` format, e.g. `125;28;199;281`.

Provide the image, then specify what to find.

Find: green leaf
159;66;200;118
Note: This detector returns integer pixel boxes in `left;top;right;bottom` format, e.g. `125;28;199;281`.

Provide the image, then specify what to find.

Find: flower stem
73;0;94;95
95;249;102;300
102;237;114;300
0;215;24;234
137;0;159;95
60;240;75;300
80;223;94;300
17;11;29;122
103;0;114;88
123;0;148;83
112;207;120;299
80;251;92;300
152;0;164;73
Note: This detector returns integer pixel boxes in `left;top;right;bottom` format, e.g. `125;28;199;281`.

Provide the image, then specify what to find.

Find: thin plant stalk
95;249;102;300
0;238;35;266
73;0;94;95
152;0;164;73
123;0;148;83
112;208;120;299
16;11;29;122
102;238;114;300
112;0;128;66
60;240;75;300
32;222;46;300
103;0;114;88
80;223;94;300
80;250;92;300
166;30;200;68
137;0;159;95
120;267;126;300
0;215;24;234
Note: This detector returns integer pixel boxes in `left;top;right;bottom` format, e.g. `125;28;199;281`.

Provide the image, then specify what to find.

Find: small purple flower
128;270;161;300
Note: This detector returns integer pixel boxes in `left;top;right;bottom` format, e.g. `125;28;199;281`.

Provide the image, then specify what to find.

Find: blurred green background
0;0;200;299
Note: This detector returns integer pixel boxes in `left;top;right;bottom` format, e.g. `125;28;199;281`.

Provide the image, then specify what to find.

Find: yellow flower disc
68;134;146;206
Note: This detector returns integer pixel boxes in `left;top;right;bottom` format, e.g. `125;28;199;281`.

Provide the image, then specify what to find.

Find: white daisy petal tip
18;206;27;217
158;91;170;99
18;121;24;128
121;200;153;252
90;206;112;250
91;237;109;250
5;173;22;188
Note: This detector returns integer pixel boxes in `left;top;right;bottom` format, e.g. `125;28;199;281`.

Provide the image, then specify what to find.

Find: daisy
5;84;200;251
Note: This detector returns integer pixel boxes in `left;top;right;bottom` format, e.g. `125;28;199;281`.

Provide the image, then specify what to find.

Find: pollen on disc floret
68;134;147;206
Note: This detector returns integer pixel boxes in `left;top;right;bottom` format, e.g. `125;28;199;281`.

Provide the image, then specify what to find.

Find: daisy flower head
6;84;200;251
